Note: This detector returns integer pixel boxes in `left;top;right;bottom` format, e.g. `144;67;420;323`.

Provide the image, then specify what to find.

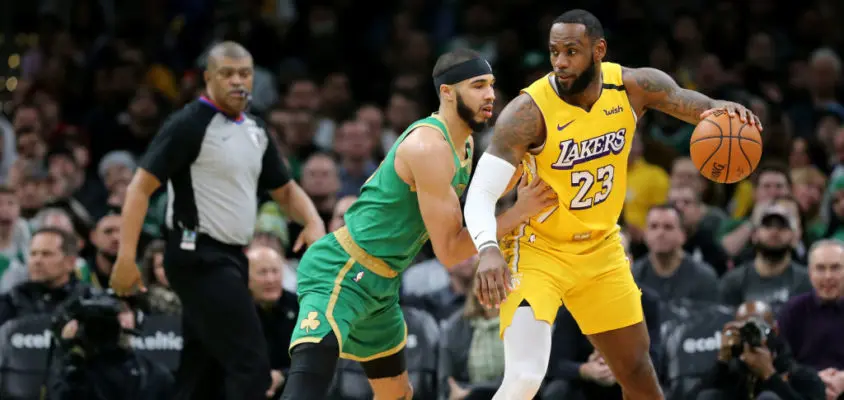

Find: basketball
689;110;763;184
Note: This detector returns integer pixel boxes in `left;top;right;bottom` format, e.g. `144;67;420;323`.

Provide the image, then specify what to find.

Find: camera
51;287;142;357
730;318;772;358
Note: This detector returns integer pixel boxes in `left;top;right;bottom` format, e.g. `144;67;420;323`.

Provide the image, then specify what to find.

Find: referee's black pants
164;231;271;400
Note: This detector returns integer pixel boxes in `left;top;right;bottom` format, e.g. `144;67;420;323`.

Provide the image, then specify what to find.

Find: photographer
691;300;825;400
47;288;174;400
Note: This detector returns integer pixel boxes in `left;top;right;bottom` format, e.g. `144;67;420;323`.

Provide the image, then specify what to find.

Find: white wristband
465;152;517;251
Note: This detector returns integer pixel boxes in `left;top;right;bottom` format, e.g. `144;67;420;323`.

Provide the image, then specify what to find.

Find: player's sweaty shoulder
395;125;456;185
489;93;546;164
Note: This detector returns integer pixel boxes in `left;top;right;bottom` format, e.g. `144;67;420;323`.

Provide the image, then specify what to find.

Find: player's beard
557;56;597;96
456;92;489;132
755;242;791;263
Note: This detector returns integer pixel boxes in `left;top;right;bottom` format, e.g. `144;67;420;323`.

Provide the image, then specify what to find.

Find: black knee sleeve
361;349;406;379
279;333;340;400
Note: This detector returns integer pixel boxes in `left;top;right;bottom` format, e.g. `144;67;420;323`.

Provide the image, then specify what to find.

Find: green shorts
289;229;406;362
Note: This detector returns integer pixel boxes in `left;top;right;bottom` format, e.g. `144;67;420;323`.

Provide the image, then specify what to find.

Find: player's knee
614;349;655;385
372;380;413;400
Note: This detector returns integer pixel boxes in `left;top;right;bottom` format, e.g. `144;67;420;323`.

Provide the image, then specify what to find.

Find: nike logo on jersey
603;105;623;116
550;128;628;170
557;120;574;131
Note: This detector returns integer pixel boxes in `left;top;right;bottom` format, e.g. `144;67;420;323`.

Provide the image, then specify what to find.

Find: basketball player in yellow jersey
464;9;763;400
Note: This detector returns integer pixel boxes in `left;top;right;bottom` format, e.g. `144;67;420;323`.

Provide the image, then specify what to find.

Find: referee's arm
112;112;201;294
260;122;325;251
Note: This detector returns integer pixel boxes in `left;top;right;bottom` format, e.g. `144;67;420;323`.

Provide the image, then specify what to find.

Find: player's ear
440;84;454;102
203;69;212;85
594;38;607;61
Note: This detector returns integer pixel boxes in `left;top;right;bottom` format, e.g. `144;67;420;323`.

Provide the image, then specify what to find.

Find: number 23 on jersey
569;165;615;210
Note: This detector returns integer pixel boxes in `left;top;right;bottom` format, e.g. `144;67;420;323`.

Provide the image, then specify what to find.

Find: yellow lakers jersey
515;62;637;254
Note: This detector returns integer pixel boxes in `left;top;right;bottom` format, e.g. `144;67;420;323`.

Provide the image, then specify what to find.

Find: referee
110;41;325;400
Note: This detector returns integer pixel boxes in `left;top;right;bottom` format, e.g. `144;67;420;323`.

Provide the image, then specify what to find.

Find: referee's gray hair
807;239;844;262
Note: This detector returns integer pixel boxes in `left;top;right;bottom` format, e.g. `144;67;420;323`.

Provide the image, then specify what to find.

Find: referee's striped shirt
139;96;291;246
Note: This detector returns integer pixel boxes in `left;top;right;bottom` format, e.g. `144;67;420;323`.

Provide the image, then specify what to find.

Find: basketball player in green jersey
281;49;557;399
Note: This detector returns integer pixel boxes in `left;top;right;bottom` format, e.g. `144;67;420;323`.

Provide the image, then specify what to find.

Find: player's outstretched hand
700;101;763;131
474;247;512;309
294;221;327;252
110;254;146;297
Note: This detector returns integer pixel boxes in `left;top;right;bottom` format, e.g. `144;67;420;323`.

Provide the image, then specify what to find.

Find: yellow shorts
499;232;643;337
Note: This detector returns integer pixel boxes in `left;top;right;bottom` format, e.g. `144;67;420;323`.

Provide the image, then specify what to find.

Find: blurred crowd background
0;0;843;399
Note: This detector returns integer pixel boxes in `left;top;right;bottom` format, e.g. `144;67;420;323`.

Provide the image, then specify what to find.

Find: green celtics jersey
343;114;472;273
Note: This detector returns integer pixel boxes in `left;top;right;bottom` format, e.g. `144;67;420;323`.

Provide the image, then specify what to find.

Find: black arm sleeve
139;105;210;184
257;118;291;191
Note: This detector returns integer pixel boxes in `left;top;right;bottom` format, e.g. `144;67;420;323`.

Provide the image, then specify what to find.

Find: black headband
433;58;493;92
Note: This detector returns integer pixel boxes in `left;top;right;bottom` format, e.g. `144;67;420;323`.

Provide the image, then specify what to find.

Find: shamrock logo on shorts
300;311;321;332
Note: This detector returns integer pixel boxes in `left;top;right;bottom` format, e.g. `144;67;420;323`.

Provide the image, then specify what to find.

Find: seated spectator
333;120;378;197
691;301;825;400
719;204;812;311
669;157;708;203
75;213;122;289
328;195;357;232
142;240;180;315
247;246;299;399
0;185;31;266
404;255;475;322
0;228;89;328
719;163;792;261
778;239;844;398
1;208;87;293
668;185;731;275
252;213;297;294
791;166;827;244
543;286;661;400
632;204;719;302
255;202;291;251
772;195;810;265
438;278;505;400
822;175;844;242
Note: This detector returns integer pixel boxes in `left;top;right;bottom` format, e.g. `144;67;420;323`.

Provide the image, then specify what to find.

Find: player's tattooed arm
623;67;763;129
486;94;546;166
623;67;714;124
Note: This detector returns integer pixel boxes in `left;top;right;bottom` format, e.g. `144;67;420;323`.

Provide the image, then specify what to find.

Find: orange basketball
689;110;763;184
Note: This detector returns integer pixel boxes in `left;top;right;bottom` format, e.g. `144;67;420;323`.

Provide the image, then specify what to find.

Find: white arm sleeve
465;152;517;252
